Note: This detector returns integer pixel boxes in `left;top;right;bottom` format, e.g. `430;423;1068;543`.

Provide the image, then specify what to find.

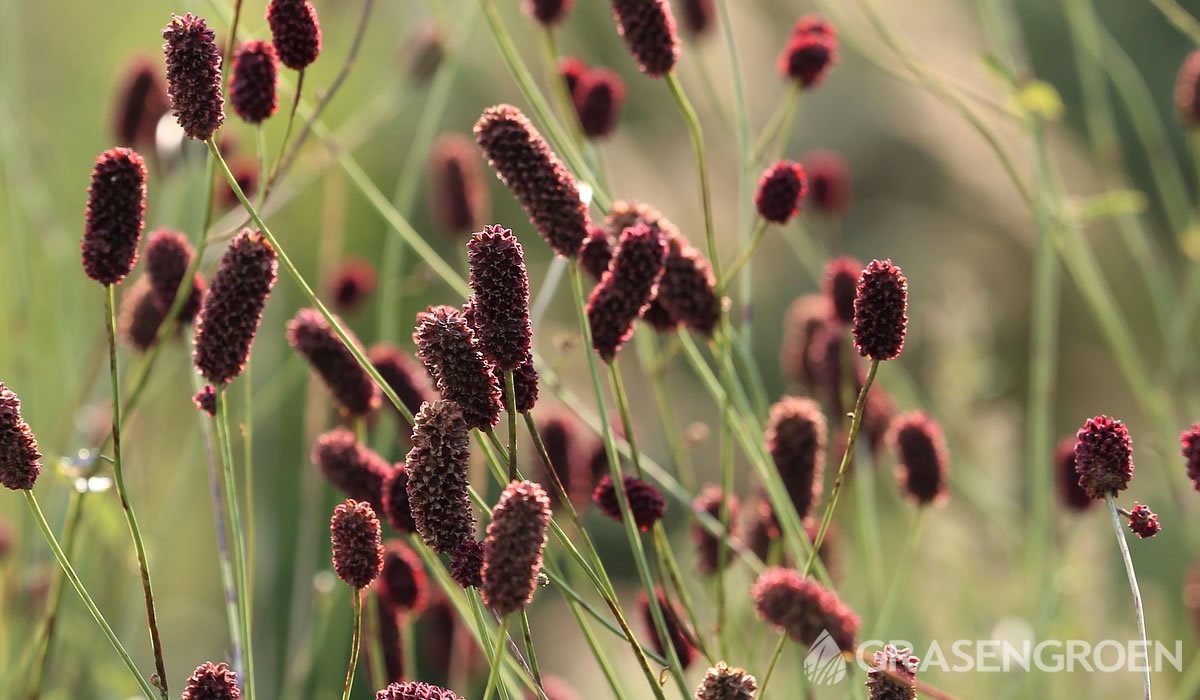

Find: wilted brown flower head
587;222;668;361
804;150;851;214
751;567;859;650
193;384;218;417
450;539;484;589
610;0;680;77
573;67;626;139
287;308;381;416
1181;423;1200;491
467;225;533;370
482;480;551;615
119;278;167;352
679;0;716;38
82;147;147;285
1074;415;1134;499
162;14;225;141
267;0;321;70
1176;49;1200;128
405;400;476;553
330;499;384;589
535;413;589;510
182;661;241;700
230;40;279;124
640;589;696;669
780;295;831;388
312;428;391;512
475;104;590;258
766;397;826;520
823;257;861;326
428;133;490;236
593;474;666;531
889;412;949;506
378;540;427;612
145;229;205;322
112;57;169;151
193;229;278;385
381;465;416;533
777;17;837;88
376;682;464;700
866;645;919;700
0;383;42;491
754;160;807;225
695;662;757;700
413;305;502;429
327;258;377;314
368;344;433;425
1054;436;1092;511
692;485;740;575
1127;503;1161;539
525;0;574;25
852;259;908;361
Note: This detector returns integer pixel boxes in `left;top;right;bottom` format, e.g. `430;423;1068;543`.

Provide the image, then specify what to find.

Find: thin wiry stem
26;488;87;700
341;589;363;700
869;508;927;640
482;615;512;700
1107;495;1152;700
519;611;542;687
363;592;387;691
272;69;305;185
758;634;788;698
216;387;256;700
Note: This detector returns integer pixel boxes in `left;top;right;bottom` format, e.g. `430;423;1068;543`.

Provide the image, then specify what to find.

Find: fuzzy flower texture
482;480;551;615
193;230;278;385
162;14;225;141
0;383;42;491
82;147;147;286
330;499;384;589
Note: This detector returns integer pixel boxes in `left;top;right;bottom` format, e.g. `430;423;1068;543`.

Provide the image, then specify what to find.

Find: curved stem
216;387;256;700
518;611;542;687
26;490;87;700
341;589;363;700
1107;495;1152;700
272;69;305;185
758;634;788;698
723;219;769;284
482;615;512;700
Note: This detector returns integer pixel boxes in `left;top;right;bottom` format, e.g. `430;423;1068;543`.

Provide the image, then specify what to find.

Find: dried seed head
119;278;167;352
82;147;147;285
475;104;590;257
524;0;574;25
1074;415;1134;499
1181;423;1200;491
780;295;831;387
450;539;484;589
751;567;859;650
327;258;377;314
866;645;919;700
560;56;589;95
679;0;716;38
777;17;837;88
413;305;502;430
376;682;464;700
640;590;696;668
888;412;949;506
610;0;680;77
193;229;278;385
467;225;533;370
1055;436;1093;511
852;259;908;361
378;540;427;612
1127;503;1161;539
481;480;551;615
573;67;626;139
592;474;666;531
162;14;225;141
428;133;490;237
766;397;826;520
823;256;861;326
330;499;384;589
381;465;417;533
657;229;721;336
695;662;757;700
230;40;279;124
112;57;169;151
755;161;807;225
182;662;241;699
804;150;851;214
405;400;476;553
692;485;740;575
193;384;218;417
0;383;42;491
145;229;205;322
267;0;321;70
369;344;433;425
536;413;589;510
287;308;381;416
312;428;391;512
587;223;668;361
1176;50;1200;128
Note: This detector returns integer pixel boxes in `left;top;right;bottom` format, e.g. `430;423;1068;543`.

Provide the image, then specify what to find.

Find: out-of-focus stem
1107;495;1152;700
340;590;363;700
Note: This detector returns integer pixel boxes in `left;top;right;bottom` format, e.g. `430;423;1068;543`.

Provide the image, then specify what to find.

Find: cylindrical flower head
1055;436;1093;511
230;40;279;124
1181;423;1200;491
381;465;417;533
656;230;721;336
587;223;668;361
376;682;464;700
145;229;205;322
312;428;391;512
777;20;837;88
428;133;490;237
804;150;851;214
119;278;167;352
193;229;278;385
330;499;384;589
536;413;589;510
0;383;42;491
450;539;484;589
823;256;861;326
888;412;949;506
679;0;716;38
378;540;427;613
610;0;680;77
755;161;807;225
1073;415;1134;499
766;397;826;520
580;224;614;281
807;323;846;419
524;0;574;25
746;496;782;563
695;662;757;700
369;344;433;424
592;474;666;531
1176;49;1200;128
467;225;533;370
288;308;381;416
1127;503;1161;539
405;400;476;553
474;104;590;258
375;597;405;682
780;295;831;387
751;567;859;650
82;147;147;285
640;590;696;669
162;14;225;141
505;352;540;413
193;384;218;417
481;480;551;615
413;305;502;429
560;57;589;95
866;645;919;700
327;258;377;314
113;57;169;151
182;661;241;700
852;259;908;361
267;0;321;71
573;68;626;139
692;485;740;575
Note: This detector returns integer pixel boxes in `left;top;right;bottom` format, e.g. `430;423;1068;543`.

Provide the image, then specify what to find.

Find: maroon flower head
755;161;807;225
656;228;721;336
219;159;259;211
752;567;859;650
1176;50;1200;128
640;590;696;669
823;256;861;326
482;480;552;615
587;223;668;361
505;352;540;413
193;384;218;417
467;225;533;371
780;295;830;387
852;259;908;361
287;308;381;416
327;257;377;314
193;229;278;385
0;383;42;491
230;40;279;124
267;0;321;71
375;599;405;682
692;485;740;575
1181;423;1200;491
369;344;433;424
610;0;680;77
145;229;205;322
475;104;590;258
312;427;391;512
679;0;716;38
593;474;666;531
866;645;919;700
777;20;837;88
696;662;757;700
573;68;626;139
413;305;502;429
119;278;167;352
860;370;895;455
804;150;851;214
746;496;782;563
580;224;614;281
182;661;241;700
330;499;384;589
536;413;589;510
889;412;949;506
560;57;589;95
793;16;837;38
428;133;490;237
378;540;428;612
82;147;147;285
381;465;417;533
1127;503;1161;539
450;539;484;589
1074;415;1134;499
766;397;826;520
525;0;574;25
162;14;225;141
1055;436;1093;511
112;57;169;151
405;400;476;553
376;682;464;700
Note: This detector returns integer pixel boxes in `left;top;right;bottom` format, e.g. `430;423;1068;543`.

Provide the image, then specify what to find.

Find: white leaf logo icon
804;630;848;685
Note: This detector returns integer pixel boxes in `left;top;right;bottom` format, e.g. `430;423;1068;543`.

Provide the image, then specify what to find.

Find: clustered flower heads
144;229;205;322
413;305;502;429
450;539;484;589
524;0;574;25
329;499;384;589
481;480;551;615
823;256;861;326
193;229;278;385
428;133;490;237
267;0;321;71
755;160;807;225
804;149;851;214
0;383;42;491
888;411;949;506
193;384;217;417
378;540;427;613
1176;49;1200;128
182;661;241;700
866;645;919;700
852;259;909;361
312;428;391;511
229;40;279;124
610;0;680;77
376;681;464;700
1127;503;1161;539
593;474;666;531
777;15;838;88
587;222;668;361
112;57;169;151
641;589;696;668
573;67;626;139
287;308;381;416
467;225;533;371
766;397;826;520
162;13;225;141
692;485;740;575
1181;423;1200;491
1073;414;1134;499
405;399;476;554
695;662;757;700
82;147;147;286
752;567;860;651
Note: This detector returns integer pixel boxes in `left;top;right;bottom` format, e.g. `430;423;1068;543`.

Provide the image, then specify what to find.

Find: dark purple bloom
229;40;279;124
428;134;489;237
312;428;391;512
1074;415;1134;499
193;384;218;417
481;481;551;615
752;567;859;650
640;589;695;669
592;474;666;531
467;225;533;371
413;305;502;430
162;14;225;141
524;0;574;25
182;662;241;699
405;400;476;554
112;57;169;151
804;150;851;214
1127;503;1161;539
1181;423;1200;491
573;67;626;139
330;499;384;589
287;308;381;416
766;397;826;520
193;229;278;385
889;412;949;506
82;147;147;285
1055;436;1093;511
0;383;42;491
378;540;427;612
852;259;908;361
144;229;205;322
586;223;668;361
381;465;416;534
267;0;321;70
610;0;680;77
823;256;861;326
755;160;807;225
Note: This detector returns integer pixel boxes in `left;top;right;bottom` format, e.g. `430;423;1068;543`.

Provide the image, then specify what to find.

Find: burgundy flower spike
82;147;147;286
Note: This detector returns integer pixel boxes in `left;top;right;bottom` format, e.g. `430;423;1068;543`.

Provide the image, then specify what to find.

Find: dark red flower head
376;682;464;700
482;480;552;615
524;0;574;25
852;259;908;361
330;499;384;589
746;496;782;563
560;57;589;95
327;257;377;314
822;256;861;326
752;567;859;650
792;16;837;38
112;57;169;151
610;0;680;77
405;400;476;554
766;397;826;520
1055;436;1093;511
119;278;167;352
656;226;721;337
692;485;740;575
193;229;278;385
145;229;205;322
428;133;490;237
413;305;502;430
1074;415;1134;499
375;600;405;683
182;661;241;700
586;222;668;361
1176;50;1200;128
696;662;757;700
450;539;484;589
230;40;279;124
580;224;614;281
267;0;321;71
755;161;807;225
193;384;218;417
1127;503;1161;539
573;68;626;139
378;540;428;612
804;150;851;214
82;147;147;285
777;18;837;88
679;0;716;38
640;589;695;668
535;413;589;510
592;474;666;531
467;225;533;371
888;412;949;506
866;644;919;700
381;464;416;533
287;308;381;416
1181;423;1200;491
780;295;830;388
0;383;42;491
312;427;391;512
369;344;433;425
162;14;225;141
475;104;590;258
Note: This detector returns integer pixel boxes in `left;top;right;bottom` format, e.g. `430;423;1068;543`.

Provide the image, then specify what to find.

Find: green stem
518;611;542;687
26;489;86;700
364;591;387;691
482;615;512;700
869;509;927;640
723;219;768;291
758;634;788;698
341;589;363;700
750;84;801;164
664;72;720;282
273;69;305;184
217;387;256;700
1107;496;1152;700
